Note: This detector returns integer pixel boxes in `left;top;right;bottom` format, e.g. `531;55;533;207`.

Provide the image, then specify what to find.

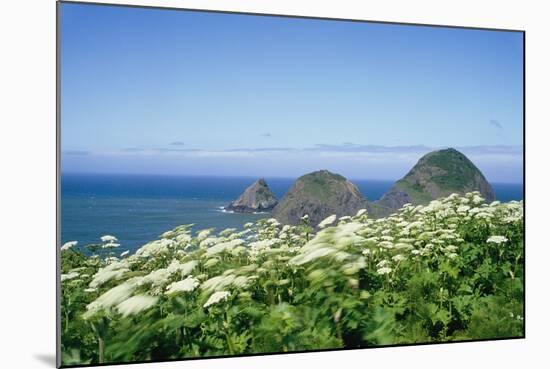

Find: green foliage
60;192;524;365
394;179;434;204
421;148;479;190
392;148;493;206
299;171;345;202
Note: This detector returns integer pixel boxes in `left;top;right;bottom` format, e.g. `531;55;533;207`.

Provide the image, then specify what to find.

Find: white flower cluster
165;276;200;295
61;271;80;282
100;235;120;249
61;241;78;251
135;239;175;257
318;214;337;228
89;260;131;289
487;235;508;244
84;276;143;319
206;239;244;257
203;291;230;308
116;295;158;317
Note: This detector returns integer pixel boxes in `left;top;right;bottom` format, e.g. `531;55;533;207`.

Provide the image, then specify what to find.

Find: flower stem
98;336;105;364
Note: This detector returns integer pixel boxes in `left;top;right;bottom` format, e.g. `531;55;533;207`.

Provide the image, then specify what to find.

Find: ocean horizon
61;173;524;253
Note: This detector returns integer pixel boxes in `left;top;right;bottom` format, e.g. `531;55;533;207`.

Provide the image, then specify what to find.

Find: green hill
376;148;495;213
272;170;369;226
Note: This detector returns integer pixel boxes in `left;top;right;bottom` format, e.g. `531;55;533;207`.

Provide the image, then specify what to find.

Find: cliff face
272;170;369;226
376;148;495;214
226;178;278;213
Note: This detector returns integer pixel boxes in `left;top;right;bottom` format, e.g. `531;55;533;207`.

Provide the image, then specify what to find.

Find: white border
1;1;548;368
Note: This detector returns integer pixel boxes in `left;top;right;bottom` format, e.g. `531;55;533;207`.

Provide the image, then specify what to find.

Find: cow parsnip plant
60;192;524;365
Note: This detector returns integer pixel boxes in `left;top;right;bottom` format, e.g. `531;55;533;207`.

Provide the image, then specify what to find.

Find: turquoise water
61;174;523;253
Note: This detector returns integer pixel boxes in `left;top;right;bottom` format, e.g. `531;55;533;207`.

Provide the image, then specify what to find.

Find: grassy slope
394;149;483;205
421;149;478;192
274;171;351;216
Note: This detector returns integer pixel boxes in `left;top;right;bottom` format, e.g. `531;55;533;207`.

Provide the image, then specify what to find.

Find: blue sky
60;3;524;183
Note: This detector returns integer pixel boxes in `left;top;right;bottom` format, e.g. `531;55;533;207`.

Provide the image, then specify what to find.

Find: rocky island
228;148;496;224
225;178;278;213
271;170;369;227
374;148;495;216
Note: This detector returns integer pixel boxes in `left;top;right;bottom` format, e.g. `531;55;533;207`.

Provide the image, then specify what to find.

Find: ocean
61;174;524;253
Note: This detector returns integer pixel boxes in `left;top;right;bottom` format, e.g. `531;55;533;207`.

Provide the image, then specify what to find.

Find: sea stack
226;178;278;213
272;170;369;227
376;148;495;214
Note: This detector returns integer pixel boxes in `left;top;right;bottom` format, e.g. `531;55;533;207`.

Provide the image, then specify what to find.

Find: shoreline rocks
226;178;278;213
